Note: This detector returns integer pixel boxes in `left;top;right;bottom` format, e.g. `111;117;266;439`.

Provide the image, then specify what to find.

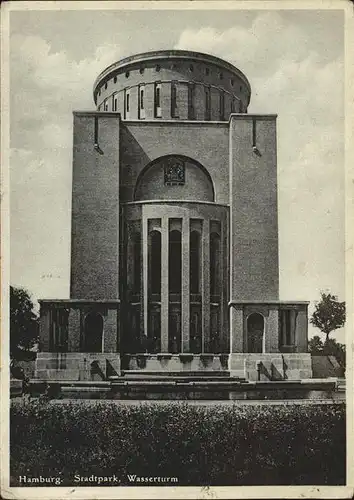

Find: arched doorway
84;312;103;353
247;313;264;353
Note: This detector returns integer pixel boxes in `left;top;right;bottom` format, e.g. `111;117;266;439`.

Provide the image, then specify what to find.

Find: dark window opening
171;83;178;118
50;309;69;352
210;306;220;352
132;232;141;294
150;231;161;295
188;84;195;120
156;64;161;72
190;231;200;294
205;87;211;120
126;93;130;112
219;91;225;120
169;230;182;294
169;307;181;353
148;307;161;354
84;312;103;353
281;309;292;345
127;306;140;353
140;88;144;109
247;313;264;353
210;232;221;296
190;308;202;353
114;76;117;83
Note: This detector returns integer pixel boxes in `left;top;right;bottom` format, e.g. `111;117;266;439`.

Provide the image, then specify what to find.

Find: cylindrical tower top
93;50;251;121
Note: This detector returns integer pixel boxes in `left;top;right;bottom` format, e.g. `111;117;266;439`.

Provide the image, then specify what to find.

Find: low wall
123;353;229;372
35;353;121;381
229;353;312;381
311;355;345;378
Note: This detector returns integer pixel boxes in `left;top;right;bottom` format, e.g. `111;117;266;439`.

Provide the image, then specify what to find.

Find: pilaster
68;308;81;352
161;217;169;352
229;305;244;353
202;219;210;352
142;215;149;341
39;305;51;351
181;217;190;352
103;308;118;353
265;307;279;353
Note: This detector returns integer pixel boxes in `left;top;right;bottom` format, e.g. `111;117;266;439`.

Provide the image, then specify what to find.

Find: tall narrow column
220;218;227;352
161;217;169;352
290;309;297;348
39;304;51;351
202;219;210;352
281;310;287;346
229;305;244;353
68;307;81;352
181;217;190;352
265;307;279;353
142;215;149;342
296;307;308;352
103;308;118;353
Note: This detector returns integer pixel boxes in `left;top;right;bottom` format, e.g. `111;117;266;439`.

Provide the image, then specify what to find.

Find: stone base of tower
229;353;313;381
121;353;229;372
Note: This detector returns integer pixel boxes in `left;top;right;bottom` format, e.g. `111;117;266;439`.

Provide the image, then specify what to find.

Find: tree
308;335;324;354
310;292;345;344
308;335;346;369
10;286;39;358
324;338;346;368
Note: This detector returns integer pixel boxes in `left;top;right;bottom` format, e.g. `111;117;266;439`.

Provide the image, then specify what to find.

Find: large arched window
210;232;221;297
149;231;161;295
169;230;182;294
190;231;200;294
84;312;103;353
132;232;141;295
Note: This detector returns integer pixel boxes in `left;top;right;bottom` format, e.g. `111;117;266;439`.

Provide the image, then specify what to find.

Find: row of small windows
102;84;241;118
97;67;243;96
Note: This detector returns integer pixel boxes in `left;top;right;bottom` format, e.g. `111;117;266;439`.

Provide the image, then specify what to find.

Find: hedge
10;401;345;486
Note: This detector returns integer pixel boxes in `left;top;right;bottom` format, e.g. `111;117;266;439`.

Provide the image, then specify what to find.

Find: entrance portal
247;313;264;353
84;312;103;352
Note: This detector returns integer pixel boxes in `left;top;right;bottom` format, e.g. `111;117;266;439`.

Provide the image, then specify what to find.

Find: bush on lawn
10;401;345;486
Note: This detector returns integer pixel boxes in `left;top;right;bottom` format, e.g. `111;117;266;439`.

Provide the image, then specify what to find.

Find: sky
8;7;345;341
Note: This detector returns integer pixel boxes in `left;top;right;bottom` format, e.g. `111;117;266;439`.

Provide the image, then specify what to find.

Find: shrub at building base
10;401;345;486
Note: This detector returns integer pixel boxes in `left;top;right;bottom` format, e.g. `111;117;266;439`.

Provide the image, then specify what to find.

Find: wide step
119;370;231;379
